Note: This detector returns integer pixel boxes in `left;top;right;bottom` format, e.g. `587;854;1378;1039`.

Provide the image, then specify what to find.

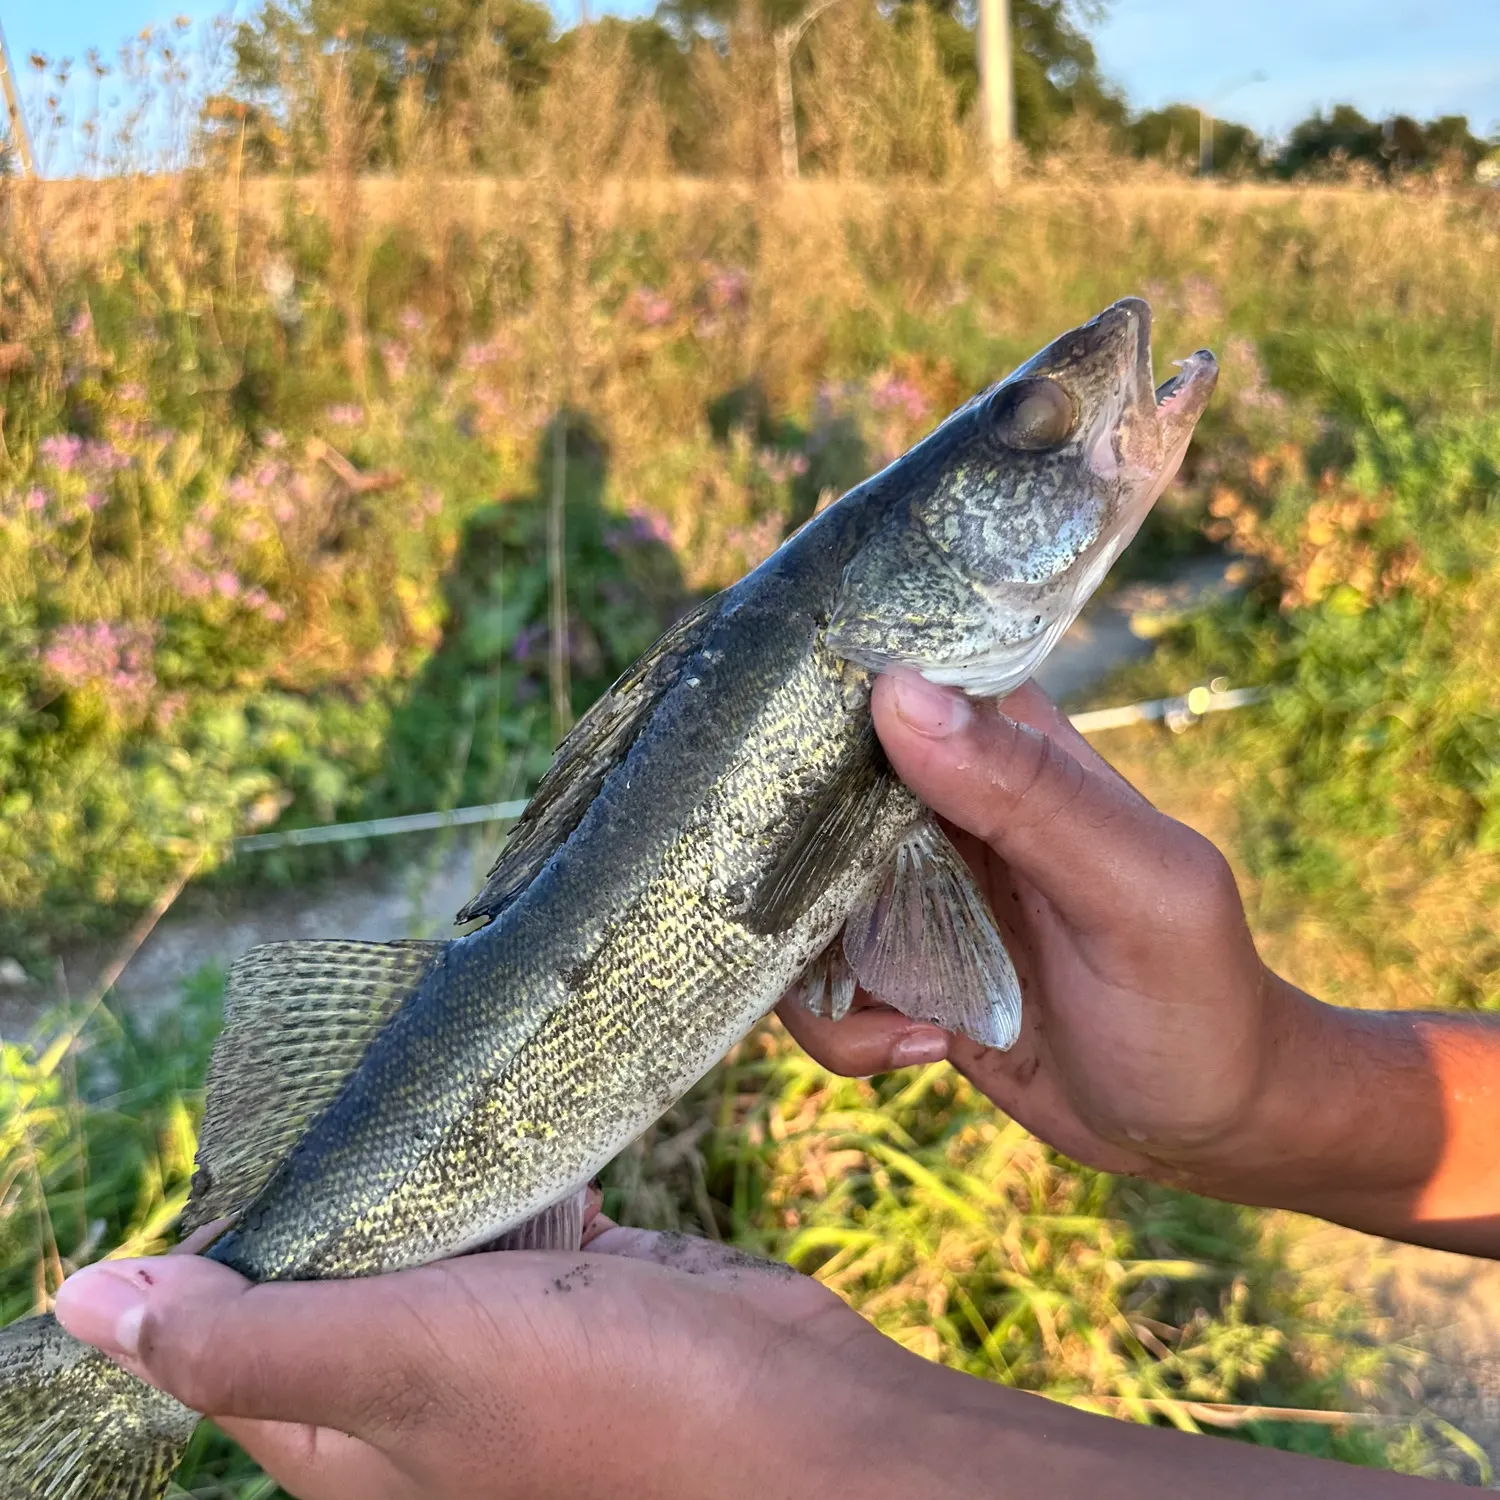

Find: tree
227;0;557;166
1126;103;1261;175
648;0;1120;152
1277;105;1490;179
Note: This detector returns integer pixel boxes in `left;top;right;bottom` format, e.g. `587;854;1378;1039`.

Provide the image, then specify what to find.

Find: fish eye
989;378;1076;452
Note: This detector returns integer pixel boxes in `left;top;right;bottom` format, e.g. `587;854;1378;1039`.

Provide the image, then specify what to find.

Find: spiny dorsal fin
183;939;445;1233
456;592;724;926
842;818;1023;1050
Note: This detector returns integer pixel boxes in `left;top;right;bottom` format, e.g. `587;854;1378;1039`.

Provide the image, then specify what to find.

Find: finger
56;1254;453;1433
579;1181;607;1245
999;681;1144;795
775;996;948;1076
215;1417;398;1500
872;672;1210;932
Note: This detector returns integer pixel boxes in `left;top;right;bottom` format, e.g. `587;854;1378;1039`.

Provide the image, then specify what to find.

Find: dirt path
3;553;1497;1482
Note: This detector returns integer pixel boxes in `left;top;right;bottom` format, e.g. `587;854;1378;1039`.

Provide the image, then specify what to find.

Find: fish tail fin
0;1312;198;1499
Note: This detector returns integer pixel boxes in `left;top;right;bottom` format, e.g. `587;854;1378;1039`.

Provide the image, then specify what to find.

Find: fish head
826;297;1218;696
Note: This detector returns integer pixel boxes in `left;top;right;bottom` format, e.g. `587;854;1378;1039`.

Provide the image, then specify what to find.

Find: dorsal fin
182;939;445;1233
456;592;724;926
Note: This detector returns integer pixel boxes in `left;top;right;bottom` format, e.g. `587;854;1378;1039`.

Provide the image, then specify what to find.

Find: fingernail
890;673;970;738
890;1029;949;1066
55;1261;151;1359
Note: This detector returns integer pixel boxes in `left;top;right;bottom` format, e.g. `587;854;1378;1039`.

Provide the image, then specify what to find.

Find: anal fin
184;939;446;1233
843;819;1022;1050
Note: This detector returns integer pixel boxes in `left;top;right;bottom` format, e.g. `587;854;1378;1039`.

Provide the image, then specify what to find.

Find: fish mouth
1113;294;1217;436
1154;348;1219;426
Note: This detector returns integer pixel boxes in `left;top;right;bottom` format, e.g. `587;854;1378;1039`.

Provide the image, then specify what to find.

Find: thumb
55;1254;437;1434
872;672;1199;933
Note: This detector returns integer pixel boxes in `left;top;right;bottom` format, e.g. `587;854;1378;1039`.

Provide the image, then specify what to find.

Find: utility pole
0;19;35;177
978;0;1012;188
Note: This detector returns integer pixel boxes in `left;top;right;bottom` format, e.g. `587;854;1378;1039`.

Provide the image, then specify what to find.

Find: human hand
54;1215;901;1500
779;672;1298;1190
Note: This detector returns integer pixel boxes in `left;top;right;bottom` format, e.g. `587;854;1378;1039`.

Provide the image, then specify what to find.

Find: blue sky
8;0;1500;143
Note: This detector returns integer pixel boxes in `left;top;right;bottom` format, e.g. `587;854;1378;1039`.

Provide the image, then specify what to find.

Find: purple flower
39;434;84;472
511;622;547;663
605;505;674;553
869;373;929;423
705;266;750;312
83;491;106;512
81;439;132;474
213;570;242;599
173;565;213;599
381;339;410;382
25;487;48;511
730;514;785;567
757;449;809;484
461;337;509;370
154;691;186;728
325;403;365;428
40;620;157;712
627;289;674;328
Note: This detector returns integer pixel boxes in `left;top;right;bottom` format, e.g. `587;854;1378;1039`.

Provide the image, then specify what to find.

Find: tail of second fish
0;1312;198;1499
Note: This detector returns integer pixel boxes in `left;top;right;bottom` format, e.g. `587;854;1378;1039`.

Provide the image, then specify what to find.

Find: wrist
1148;975;1439;1223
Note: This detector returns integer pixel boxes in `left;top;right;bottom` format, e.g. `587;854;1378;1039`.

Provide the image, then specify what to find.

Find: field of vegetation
3;12;1500;1494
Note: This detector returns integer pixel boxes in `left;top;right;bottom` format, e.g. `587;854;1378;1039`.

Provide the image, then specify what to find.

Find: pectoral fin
746;724;892;935
843;820;1022;1050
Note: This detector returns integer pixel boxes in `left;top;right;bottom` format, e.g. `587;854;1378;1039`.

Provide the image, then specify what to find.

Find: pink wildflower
627;289;674;328
39;434;84;472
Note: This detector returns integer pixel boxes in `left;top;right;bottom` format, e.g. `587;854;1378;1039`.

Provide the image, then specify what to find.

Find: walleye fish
0;297;1216;1499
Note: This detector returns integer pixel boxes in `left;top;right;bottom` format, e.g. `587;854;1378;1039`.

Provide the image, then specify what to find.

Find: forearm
817;1354;1445;1499
1173;977;1500;1256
